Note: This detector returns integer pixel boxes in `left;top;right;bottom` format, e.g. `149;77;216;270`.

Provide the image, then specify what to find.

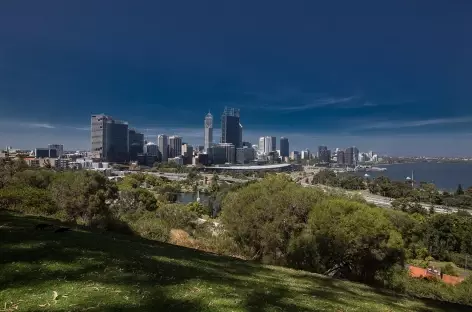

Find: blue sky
1;1;471;156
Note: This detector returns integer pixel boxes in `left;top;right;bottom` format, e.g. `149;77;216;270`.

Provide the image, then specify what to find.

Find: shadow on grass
1;211;471;312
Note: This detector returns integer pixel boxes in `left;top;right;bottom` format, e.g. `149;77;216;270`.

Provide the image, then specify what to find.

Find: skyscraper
168;135;182;158
337;150;345;165
220;107;241;148
279;137;289;158
128;129;144;161
344;147;359;166
204;112;213;152
91;114;129;163
258;137;265;154
157;134;168;162
264;136;276;154
318;146;331;163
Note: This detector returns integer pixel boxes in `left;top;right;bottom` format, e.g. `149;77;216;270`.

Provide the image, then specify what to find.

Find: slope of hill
0;211;468;312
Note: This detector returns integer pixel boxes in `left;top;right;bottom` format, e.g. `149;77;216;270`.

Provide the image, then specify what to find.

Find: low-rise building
168;156;184;165
236;146;256;164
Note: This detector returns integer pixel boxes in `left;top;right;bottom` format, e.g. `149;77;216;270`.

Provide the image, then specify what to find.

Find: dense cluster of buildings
90;107;266;167
1;107;380;169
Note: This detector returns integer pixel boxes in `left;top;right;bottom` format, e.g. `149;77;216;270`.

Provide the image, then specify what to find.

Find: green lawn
0;211;469;312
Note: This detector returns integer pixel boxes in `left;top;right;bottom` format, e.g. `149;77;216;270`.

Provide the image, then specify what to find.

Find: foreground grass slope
0;212;468;312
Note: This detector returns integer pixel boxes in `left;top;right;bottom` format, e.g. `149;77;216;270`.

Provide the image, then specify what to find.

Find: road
112;170;251;184
300;182;457;214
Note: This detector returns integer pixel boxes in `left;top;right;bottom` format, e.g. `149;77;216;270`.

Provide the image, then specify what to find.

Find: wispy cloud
67;126;90;131
18;122;56;129
358;116;472;130
264;96;359;111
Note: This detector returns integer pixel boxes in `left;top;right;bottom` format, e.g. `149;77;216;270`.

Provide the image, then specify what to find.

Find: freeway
112;170;251;184
300;182;457;214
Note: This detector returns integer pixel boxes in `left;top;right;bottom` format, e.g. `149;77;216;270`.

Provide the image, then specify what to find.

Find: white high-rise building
258;137;265;154
157;134;168;162
264;136;276;154
204;112;213;152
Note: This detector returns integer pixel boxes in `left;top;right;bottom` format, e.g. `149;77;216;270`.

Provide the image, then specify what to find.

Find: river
357;162;472;192
176;192;210;204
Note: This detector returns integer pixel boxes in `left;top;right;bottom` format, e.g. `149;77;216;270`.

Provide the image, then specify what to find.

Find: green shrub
129;217;170;242
122;210;170;242
442;263;459;276
0;186;57;215
156;203;197;230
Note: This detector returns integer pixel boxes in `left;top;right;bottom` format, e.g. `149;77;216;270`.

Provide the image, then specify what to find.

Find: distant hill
0;211;469;312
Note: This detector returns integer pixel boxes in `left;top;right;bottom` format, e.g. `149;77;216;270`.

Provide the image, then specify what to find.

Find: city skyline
1;1;471;156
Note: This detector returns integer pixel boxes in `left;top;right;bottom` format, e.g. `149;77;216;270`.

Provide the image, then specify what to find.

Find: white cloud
18;122;55;129
269;96;358;111
358;116;472;130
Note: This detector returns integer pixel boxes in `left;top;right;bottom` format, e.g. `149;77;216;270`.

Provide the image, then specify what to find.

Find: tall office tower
239;123;243;148
258;137;265;154
279;137;289;158
128;129;144;161
344;146;359;166
318;145;331;163
91;114;129;163
337;151;345;165
318;146;327;158
157;134;169;162
168;135;182;158
48;144;64;158
204;112;213;152
220;107;241;148
264;136;276;155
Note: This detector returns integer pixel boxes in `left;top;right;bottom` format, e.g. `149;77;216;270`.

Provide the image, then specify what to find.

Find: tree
49;171;118;226
221;175;325;264
187;201;208;217
456;184;464;196
114;188;157;214
289;199;405;283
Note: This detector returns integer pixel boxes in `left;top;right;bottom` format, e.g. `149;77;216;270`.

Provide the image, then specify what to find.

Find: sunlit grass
0;211;469;311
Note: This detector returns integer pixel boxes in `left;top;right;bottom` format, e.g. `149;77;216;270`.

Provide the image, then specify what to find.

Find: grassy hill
0;211;469;312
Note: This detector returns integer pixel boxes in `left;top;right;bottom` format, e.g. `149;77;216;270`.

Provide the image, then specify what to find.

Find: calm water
357;163;472;191
176;192;210;204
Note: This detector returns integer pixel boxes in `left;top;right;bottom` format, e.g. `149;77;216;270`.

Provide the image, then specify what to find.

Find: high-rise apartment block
279;137;289;158
91;114;129;163
168;135;182;158
204;112;213;152
157;134;168;162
